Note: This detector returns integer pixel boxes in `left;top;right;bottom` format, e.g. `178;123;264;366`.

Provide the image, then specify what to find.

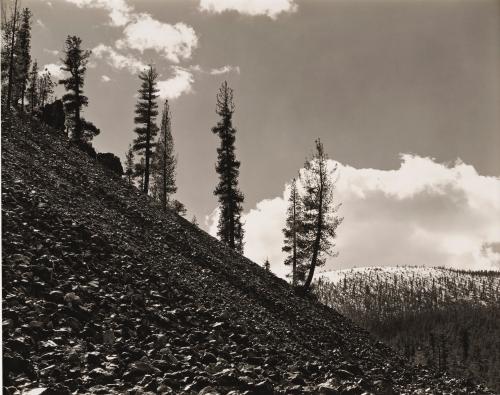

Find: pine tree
264;258;271;272
59;35;98;143
38;69;54;108
134;157;145;191
13;7;31;110
125;145;135;185
282;178;307;286
3;0;20;109
133;65;159;194
153;99;176;210
26;60;38;114
212;81;244;253
300;139;343;290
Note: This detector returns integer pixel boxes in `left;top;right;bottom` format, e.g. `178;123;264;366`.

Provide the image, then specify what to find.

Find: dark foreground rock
2;113;493;394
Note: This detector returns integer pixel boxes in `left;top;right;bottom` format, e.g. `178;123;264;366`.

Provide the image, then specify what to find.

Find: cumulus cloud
43;49;59;56
199;0;297;19
40;63;65;79
116;14;198;63
62;0;133;26
93;44;147;73
210;65;241;75
207;155;500;278
157;67;194;100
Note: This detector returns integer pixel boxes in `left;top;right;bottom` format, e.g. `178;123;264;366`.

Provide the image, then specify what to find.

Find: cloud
62;0;133;26
199;0;297;19
36;19;46;28
43;49;59;56
210;65;240;75
101;75;111;82
207;155;500;278
93;44;147;73
157;67;194;100
116;13;198;63
40;63;65;79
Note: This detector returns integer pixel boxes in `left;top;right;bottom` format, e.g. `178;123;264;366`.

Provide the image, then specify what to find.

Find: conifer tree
133;65;159;194
264;258;271;272
59;35;98;143
282;178;307;285
26;60;38;113
300;139;343;290
125;145;135;185
134;157;145;191
212;81;244;253
38;69;54;108
153;99;176;210
13;7;31;109
3;0;19;109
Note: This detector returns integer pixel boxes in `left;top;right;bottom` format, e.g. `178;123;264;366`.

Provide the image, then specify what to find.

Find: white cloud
43;49;59;56
116;13;198;63
63;0;133;26
36;19;46;28
207;155;500;279
157;67;194;100
93;44;147;73
210;65;240;75
40;63;65;79
101;75;111;82
199;0;297;19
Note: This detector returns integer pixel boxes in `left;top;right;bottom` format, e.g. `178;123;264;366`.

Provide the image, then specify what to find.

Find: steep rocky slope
1;113;492;394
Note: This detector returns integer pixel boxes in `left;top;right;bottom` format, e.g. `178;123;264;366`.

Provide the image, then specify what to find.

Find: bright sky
26;0;500;274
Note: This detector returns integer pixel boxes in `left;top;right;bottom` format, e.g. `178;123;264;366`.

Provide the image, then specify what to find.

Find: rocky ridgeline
1;113;492;394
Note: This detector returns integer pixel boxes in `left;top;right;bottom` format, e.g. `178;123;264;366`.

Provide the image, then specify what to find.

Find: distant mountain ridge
315;266;500;392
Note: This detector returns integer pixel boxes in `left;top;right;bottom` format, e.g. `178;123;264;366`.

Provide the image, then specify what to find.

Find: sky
25;0;500;275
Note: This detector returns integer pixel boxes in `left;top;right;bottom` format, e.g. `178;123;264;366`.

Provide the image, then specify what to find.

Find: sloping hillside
315;266;500;392
1;113;492;394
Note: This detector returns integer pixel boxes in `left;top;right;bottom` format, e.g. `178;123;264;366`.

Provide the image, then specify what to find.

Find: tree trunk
303;172;324;290
6;0;19;110
292;197;297;286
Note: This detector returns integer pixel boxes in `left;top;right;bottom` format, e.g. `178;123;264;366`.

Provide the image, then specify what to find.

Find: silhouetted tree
125;145;135;185
153;99;176;210
60;35;98;143
26;60;38;113
282;178;307;286
171;199;186;217
133;65;159;194
134;157;145;191
38;68;54;108
212;81;244;253
301;139;343;290
264;258;271;272
191;216;198;226
3;0;20;109
13;7;31;110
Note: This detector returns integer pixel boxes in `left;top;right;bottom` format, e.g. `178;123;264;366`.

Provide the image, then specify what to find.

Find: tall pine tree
125;144;135;185
60;36;98;143
133;65;159;194
27;60;38;113
300;139;343;291
3;0;19;109
13;7;31;110
212;81;244;253
282;178;307;286
152;99;176;210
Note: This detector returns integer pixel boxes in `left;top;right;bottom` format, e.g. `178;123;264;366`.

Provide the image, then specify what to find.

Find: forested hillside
315;266;500;392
